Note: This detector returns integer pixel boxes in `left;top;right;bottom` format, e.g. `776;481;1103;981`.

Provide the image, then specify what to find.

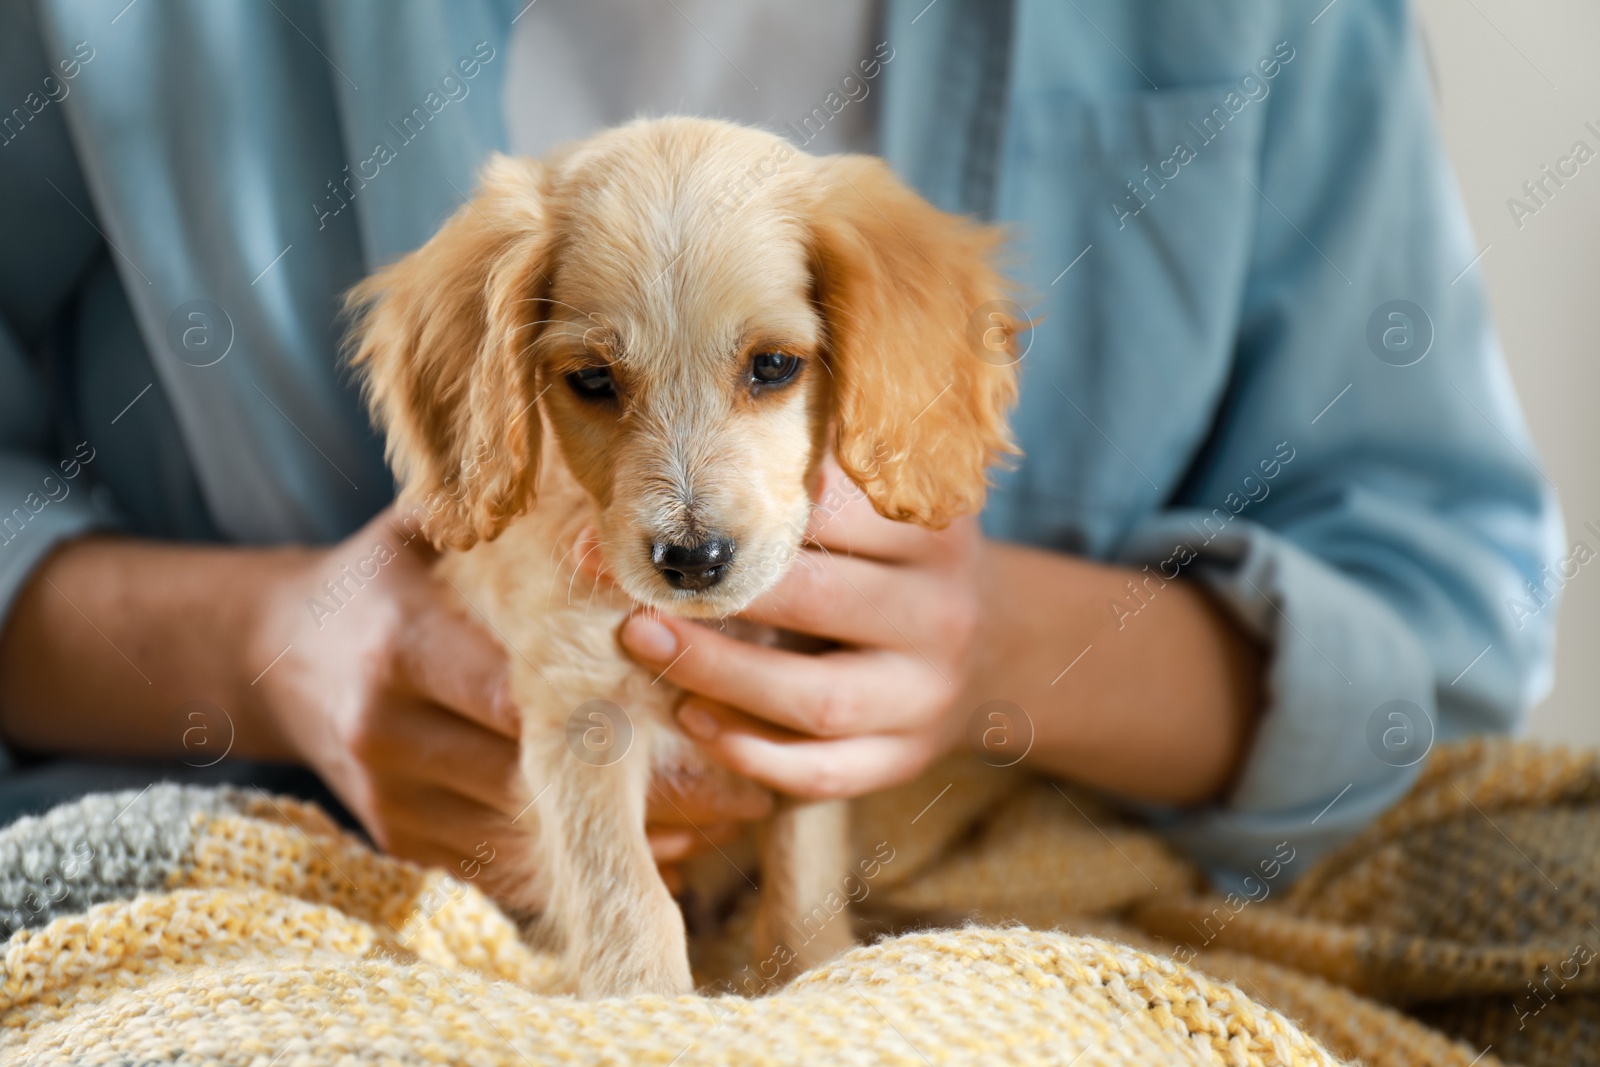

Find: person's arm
970;540;1261;804
1096;0;1560;877
0;509;531;876
0;535;303;763
0;509;763;888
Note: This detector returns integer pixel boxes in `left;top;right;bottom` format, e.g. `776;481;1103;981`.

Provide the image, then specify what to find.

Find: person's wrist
237;545;319;761
952;537;1077;766
957;535;1007;721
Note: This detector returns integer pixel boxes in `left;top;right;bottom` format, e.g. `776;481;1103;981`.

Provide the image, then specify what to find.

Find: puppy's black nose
651;538;735;590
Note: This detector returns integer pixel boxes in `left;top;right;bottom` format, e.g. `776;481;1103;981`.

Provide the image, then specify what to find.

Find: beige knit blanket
0;737;1593;1066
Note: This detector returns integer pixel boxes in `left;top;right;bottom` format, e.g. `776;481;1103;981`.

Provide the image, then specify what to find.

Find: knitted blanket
0;738;1592;1066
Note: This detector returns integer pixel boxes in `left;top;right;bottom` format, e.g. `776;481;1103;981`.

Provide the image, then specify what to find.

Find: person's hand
587;458;985;800
250;505;770;887
645;772;772;892
249;506;526;875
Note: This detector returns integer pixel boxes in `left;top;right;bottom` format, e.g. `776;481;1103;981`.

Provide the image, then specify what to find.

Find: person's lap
0;756;359;834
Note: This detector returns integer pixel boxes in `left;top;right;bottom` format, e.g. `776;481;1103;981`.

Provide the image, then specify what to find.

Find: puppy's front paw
577;949;694;998
574;891;694;997
553;867;694;997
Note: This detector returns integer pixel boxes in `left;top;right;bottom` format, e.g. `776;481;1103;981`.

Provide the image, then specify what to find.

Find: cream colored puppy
347;117;1018;997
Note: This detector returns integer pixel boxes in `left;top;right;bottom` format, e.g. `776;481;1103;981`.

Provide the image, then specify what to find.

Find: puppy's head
349;118;1019;617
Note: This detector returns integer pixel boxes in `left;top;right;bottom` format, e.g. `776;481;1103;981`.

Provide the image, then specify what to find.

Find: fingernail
678;702;720;741
622;617;677;661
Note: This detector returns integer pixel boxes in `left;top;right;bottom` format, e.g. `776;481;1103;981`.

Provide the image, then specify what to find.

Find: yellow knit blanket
0;738;1593;1066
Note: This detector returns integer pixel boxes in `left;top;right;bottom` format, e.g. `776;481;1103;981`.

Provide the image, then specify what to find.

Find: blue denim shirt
0;0;1561;884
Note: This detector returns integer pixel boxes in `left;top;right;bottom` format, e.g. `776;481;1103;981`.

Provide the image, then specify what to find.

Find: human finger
376;783;514;872
397;595;519;738
621;616;943;738
359;698;523;813
646;770;773;827
647;823;742;863
672;699;938;799
804;456;959;563
733;546;948;649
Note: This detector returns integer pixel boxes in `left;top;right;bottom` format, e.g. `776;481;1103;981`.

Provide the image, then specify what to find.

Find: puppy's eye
566;365;616;399
750;352;800;386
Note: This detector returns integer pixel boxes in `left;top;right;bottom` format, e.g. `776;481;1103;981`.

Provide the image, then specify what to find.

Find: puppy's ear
347;155;554;550
808;155;1020;528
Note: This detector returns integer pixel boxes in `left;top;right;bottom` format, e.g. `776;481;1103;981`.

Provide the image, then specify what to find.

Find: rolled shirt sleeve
0;453;114;636
1114;1;1563;881
0;322;119;654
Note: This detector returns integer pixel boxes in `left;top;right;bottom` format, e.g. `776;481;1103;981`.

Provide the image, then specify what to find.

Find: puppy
347;117;1018;997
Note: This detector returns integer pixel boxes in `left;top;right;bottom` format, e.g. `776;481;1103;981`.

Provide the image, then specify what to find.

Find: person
0;0;1560;891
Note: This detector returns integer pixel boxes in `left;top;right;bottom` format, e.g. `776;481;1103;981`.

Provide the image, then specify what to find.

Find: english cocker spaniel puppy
347;117;1019;997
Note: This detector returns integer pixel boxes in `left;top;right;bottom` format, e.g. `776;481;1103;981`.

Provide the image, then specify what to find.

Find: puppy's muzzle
651;537;735;590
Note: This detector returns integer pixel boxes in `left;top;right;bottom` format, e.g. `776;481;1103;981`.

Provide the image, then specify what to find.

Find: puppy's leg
752;797;854;986
527;731;692;997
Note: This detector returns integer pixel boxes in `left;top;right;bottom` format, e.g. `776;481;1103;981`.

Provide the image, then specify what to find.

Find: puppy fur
347;117;1018;997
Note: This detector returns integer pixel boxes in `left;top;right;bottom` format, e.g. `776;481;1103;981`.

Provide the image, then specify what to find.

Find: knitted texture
0;738;1592;1066
0;784;250;935
1130;739;1600;1065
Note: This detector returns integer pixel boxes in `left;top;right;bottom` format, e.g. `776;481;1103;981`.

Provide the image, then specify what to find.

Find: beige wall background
1415;0;1599;745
